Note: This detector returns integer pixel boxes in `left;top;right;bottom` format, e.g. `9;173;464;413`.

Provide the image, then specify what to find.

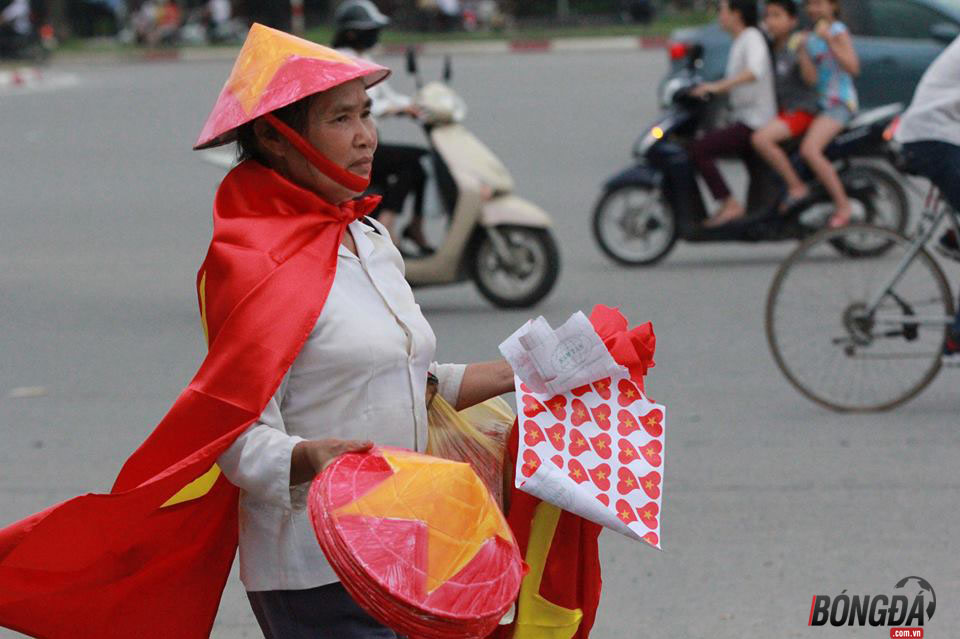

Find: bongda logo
808;577;935;628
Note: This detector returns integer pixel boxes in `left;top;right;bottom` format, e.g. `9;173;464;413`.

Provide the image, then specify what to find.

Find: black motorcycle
592;53;908;266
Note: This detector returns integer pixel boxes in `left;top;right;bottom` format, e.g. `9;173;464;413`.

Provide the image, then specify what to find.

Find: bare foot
827;205;852;229
705;199;745;227
779;185;810;213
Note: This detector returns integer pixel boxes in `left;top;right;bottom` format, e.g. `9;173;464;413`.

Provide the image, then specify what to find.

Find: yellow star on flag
334;450;512;593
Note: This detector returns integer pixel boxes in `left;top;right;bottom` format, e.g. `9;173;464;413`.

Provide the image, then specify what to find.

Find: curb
0;66;45;88
381;34;667;56
52;34;669;66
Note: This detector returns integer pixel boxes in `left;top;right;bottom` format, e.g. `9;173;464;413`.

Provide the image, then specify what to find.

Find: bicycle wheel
766;224;954;412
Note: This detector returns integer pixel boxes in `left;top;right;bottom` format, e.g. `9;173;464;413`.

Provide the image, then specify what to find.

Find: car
660;0;960;109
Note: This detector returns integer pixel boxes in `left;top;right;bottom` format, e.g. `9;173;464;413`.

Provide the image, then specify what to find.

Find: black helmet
333;0;390;31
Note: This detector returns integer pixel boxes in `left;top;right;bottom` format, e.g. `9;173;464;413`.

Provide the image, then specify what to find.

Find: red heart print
616;467;639;495
523;420;545;447
522;395;546;418
571;384;592;397
642;532;659;546
568;459;588;484
596;494;610;506
639;440;663;467
615;498;637;524
590;404;612;431
520;382;532;393
617;438;640;465
570;399;592;427
639;471;662;499
568;429;591;457
546;423;566;451
588;463;611;491
639;408;664;437
551;455;563;468
589;432;612;459
592;377;612;400
521;449;541;477
617;378;642;407
636;501;659;529
545;395;567;420
616;409;641;437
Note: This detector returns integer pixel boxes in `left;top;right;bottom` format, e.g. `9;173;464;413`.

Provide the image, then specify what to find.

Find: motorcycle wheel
828;165;909;257
472;226;560;308
592;185;677;266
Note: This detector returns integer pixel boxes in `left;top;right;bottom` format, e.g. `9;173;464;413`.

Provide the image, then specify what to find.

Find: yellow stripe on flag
162;465;222;508
512;502;583;639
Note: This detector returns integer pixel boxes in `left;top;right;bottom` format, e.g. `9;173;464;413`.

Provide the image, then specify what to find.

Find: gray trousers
247;582;399;639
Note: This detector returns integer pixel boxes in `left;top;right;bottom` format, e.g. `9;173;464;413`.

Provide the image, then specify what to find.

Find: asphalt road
1;49;958;638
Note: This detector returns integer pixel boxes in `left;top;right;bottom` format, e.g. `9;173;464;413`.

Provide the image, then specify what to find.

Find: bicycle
765;183;960;412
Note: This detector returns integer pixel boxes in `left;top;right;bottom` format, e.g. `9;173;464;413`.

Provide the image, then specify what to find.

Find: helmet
333;0;390;31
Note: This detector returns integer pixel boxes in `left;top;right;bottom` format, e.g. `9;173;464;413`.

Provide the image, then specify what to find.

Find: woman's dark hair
331;27;380;51
727;0;759;27
767;0;798;16
235;97;313;166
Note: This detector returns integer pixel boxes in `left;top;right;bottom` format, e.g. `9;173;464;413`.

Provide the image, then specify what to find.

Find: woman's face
764;4;796;39
276;79;378;203
806;0;835;22
718;0;736;31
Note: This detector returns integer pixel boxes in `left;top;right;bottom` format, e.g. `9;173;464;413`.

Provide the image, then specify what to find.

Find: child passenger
756;0;860;227
750;0;819;210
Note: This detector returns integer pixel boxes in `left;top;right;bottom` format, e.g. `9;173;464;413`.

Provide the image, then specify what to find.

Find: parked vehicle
661;0;960;110
593;54;908;266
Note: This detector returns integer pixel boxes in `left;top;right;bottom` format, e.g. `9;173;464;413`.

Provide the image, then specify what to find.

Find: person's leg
247;583;398;639
751;117;808;205
689;123;753;225
799;114;850;227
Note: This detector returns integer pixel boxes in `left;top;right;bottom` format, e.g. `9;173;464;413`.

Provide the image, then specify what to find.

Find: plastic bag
427;395;515;510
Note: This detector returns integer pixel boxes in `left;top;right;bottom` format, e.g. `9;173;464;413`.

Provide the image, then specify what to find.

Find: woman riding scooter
689;0;777;227
333;0;435;255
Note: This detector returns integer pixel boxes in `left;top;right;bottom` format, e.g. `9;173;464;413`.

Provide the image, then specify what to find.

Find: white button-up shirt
217;218;465;592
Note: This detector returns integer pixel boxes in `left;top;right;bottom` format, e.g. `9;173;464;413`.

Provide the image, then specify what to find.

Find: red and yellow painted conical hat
309;448;525;638
194;23;389;150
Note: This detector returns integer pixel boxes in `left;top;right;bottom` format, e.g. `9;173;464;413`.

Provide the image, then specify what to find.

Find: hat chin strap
263;113;371;193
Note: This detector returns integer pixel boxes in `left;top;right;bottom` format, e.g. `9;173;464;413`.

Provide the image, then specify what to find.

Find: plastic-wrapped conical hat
194;22;389;150
309;448;525;639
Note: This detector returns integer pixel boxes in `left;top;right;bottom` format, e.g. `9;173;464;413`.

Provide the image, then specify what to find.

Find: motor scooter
199;50;560;308
397;48;560;307
592;47;909;266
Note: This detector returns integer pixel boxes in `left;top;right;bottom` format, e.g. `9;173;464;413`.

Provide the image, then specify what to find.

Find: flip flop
826;213;850;229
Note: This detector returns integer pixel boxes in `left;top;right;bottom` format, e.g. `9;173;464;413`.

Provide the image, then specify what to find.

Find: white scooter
199;51;560;308
396;49;559;308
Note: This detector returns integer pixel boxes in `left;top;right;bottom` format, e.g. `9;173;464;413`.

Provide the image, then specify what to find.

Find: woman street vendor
190;25;516;638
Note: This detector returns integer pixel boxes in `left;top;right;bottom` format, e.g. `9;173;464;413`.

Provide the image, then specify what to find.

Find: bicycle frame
863;185;960;325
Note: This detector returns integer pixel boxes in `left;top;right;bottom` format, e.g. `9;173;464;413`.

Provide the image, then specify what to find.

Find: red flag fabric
0;160;379;639
490;305;655;639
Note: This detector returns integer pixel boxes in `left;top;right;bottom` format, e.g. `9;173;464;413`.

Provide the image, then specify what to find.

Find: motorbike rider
689;0;777;227
896;34;960;359
333;0;434;255
750;0;819;207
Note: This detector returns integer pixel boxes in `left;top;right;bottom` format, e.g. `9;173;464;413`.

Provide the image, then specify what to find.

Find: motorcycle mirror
405;46;418;75
443;55;452;82
686;43;704;71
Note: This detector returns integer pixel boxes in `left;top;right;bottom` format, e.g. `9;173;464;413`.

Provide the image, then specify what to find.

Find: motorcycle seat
843;103;903;132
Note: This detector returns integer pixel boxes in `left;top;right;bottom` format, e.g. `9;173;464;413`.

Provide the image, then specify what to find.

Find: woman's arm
691;69;757;98
796;33;819;86
827;26;860;76
454;360;515;410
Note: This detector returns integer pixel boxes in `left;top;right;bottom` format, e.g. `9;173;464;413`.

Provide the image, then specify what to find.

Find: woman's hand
690;81;721;98
814;19;831;40
290;438;374;485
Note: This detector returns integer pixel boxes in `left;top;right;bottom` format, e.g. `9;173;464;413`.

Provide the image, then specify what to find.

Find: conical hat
194;23;390;150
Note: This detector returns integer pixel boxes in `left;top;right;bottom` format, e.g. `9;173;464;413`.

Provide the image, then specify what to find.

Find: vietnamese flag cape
491;305;655;639
0;160;379;639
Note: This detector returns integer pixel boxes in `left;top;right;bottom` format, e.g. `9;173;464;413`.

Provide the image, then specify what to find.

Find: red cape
0;161;378;638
